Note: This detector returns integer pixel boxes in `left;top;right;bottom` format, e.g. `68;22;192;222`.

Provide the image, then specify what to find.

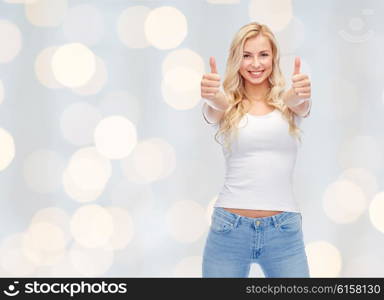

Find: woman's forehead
243;35;271;52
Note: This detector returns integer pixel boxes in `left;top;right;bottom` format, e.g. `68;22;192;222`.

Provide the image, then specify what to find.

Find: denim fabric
202;207;310;278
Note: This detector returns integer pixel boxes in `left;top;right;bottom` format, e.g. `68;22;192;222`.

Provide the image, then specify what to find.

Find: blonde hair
214;22;301;153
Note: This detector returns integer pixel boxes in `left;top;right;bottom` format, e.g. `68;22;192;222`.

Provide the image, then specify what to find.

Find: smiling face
239;34;273;87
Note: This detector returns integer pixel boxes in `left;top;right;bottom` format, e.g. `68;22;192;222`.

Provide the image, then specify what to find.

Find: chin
247;76;268;84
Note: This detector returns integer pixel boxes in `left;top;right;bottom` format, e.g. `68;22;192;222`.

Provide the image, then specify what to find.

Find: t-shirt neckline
246;109;276;118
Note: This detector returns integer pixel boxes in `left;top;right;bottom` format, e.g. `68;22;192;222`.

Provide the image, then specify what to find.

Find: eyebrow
243;50;270;54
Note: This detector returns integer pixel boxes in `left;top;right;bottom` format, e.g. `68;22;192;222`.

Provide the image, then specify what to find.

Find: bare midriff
223;208;283;218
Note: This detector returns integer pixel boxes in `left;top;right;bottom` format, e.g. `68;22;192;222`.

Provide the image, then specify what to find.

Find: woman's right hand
200;56;222;101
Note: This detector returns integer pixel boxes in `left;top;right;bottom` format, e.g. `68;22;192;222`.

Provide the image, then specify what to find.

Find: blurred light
144;6;187;50
339;168;378;200
22;149;65;193
161;49;204;110
0;233;36;276
69;242;114;276
62;4;104;46
0;20;22;63
22;222;66;266
105;206;135;250
64;147;111;200
117;6;151;48
249;0;293;32
70;204;114;248
94;115;137;160
306;241;342;277
163;67;201;93
162;48;205;76
34;46;64;89
173;256;202;277
50;252;82;277
51;43;96;88
121;138;176;183
62;169;104;203
0;128;15;171
71;55;108;95
23;222;66;252
66;157;108;190
30;207;71;245
161;76;201;110
165;200;208;243
322;179;367;223
369;192;384;234
60;102;103;146
25;0;67;27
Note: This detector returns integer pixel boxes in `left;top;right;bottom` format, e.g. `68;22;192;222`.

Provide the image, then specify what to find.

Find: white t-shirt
203;105;310;213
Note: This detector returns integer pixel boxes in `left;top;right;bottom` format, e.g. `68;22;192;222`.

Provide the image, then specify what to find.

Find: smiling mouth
248;70;264;78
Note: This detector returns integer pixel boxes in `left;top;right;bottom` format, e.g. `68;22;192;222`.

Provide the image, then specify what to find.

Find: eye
243;54;250;58
261;53;269;56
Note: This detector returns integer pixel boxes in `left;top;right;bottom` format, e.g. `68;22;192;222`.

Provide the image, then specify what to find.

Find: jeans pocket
210;214;235;234
277;214;302;233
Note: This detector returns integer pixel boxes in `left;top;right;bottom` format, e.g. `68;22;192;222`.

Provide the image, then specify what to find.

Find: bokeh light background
0;0;384;277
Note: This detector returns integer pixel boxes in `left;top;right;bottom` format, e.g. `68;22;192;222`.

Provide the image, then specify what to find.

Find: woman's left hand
291;56;311;100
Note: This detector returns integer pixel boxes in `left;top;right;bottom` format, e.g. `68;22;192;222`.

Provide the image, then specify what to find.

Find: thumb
293;56;301;75
209;56;218;74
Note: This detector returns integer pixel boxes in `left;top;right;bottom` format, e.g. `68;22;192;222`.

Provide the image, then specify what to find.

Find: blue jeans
202;207;310;278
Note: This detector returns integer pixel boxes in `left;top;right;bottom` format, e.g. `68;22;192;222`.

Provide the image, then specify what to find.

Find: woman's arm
282;57;312;118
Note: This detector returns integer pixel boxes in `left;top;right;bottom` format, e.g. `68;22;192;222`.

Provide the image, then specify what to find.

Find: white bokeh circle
249;0;293;32
165;200;208;243
70;204;114;248
25;0;67;27
144;6;187;50
0;20;22;63
322;179;367;224
94;115;137;160
51;43;96;88
369;192;384;234
0;128;15;171
117;6;151;48
306;241;342;277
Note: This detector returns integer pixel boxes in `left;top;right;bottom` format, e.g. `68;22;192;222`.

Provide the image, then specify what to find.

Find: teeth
250;71;263;74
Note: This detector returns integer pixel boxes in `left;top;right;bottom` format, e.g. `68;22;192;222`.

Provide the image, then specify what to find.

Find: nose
251;58;262;68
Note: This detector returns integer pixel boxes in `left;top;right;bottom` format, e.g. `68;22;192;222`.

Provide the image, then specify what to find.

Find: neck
244;80;271;102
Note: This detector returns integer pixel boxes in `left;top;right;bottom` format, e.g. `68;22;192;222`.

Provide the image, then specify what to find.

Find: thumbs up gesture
291;57;311;101
200;56;221;101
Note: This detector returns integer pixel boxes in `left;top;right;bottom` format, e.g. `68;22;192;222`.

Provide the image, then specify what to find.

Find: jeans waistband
214;207;301;228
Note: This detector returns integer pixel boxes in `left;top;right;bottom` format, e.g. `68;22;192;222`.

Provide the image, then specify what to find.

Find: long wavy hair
214;22;302;153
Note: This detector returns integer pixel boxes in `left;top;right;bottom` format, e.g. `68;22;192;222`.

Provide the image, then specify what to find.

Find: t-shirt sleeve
301;98;312;118
294;98;312;121
201;102;220;126
294;98;312;127
202;104;214;124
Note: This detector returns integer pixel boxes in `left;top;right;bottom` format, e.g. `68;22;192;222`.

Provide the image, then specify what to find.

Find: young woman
200;22;312;278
